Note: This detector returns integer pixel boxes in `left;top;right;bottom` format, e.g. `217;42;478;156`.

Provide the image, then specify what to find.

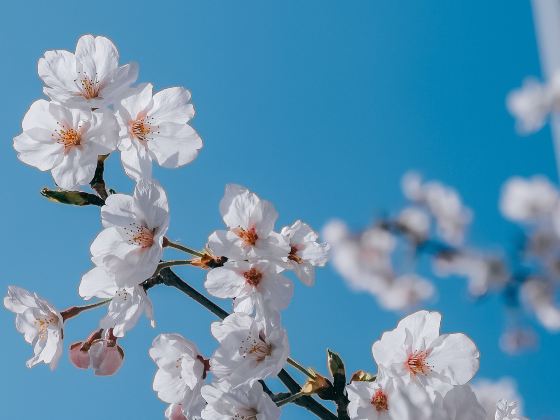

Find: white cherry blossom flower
4;286;63;370
149;333;209;416
280;220;329;286
520;278;560;331
472;378;523;420
507;76;555;134
432;385;486;420
69;329;124;376
79;267;154;337
116;83;202;180
13;100;118;190
207;184;289;262
89;179;169;286
346;376;431;420
500;176;558;222
210;312;289;386
494;400;527;420
377;274;434;311
204;260;293;315
372;310;479;395
397;207;431;242
38;34;138;109
200;381;280;420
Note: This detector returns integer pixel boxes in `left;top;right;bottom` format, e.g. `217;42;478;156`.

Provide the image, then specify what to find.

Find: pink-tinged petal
69;342;91;369
205;266;246;299
75;35;118;83
165;404;187;420
147;122;202;168
90;341;124;376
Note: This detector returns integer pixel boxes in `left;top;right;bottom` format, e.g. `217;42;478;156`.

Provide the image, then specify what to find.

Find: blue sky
0;1;557;418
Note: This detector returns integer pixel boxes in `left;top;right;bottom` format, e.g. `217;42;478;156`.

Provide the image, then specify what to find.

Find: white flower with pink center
200;381;280;420
149;333;209;417
88;180;169;287
210;312;289;387
13;100;118;190
79;267;154;337
207;184;289;262
372;311;479;395
346;376;431;420
204;260;293;315
4;286;63;370
116;83;203;180
280;220;329;286
38;35;138;109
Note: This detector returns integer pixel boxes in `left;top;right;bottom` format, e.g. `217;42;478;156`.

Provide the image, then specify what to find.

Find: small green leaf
41;188;104;206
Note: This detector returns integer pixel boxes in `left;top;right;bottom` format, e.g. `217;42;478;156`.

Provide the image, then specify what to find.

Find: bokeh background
0;1;556;418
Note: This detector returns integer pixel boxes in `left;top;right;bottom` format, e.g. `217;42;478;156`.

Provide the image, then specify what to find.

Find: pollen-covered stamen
233;226;259;246
243;267;263;287
239;333;273;363
406;349;431;375
124;224;156;248
129;114;159;141
371;389;389;412
288;245;303;264
35;314;59;339
52;122;81;150
233;408;258;420
75;72;101;99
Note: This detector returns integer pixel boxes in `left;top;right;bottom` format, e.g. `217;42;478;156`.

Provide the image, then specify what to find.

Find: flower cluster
4;34;529;420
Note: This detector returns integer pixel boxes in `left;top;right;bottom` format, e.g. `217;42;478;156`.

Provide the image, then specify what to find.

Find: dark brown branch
90;155;109;200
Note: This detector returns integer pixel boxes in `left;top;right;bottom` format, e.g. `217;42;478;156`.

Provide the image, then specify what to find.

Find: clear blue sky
0;1;556;419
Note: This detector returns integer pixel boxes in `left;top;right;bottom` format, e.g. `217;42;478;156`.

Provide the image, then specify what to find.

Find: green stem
164;238;205;258
288;357;315;379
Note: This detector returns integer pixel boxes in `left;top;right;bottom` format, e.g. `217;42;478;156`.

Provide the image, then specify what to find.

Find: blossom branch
89;154;109;200
60;298;111;322
146;267;338;420
163;238;205;258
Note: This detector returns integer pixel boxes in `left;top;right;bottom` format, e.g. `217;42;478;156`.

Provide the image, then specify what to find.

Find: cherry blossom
376;274;434;311
200;381;280;420
80;267;154;337
346;376;431;420
204;260;293;315
116;83;202;180
207;184;289;262
507;73;560;134
13;100;118;190
494;400;527;420
210;312;289;386
38;35;138;109
500;176;559;223
280;220;329;286
472;378;523;420
372;310;479;394
165;404;192;420
4;286;63;370
149;333;209;417
520;278;560;331
89;180;169;286
397;207;431;242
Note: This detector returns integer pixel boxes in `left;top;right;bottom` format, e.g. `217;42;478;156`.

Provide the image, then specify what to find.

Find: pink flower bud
89;341;124;376
69;342;91;369
165;404;187;420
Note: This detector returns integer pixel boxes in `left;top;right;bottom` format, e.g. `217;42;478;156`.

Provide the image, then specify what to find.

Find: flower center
130;118;152;141
406;350;431;375
240;333;273;363
53;123;81;151
76;73;101;99
288;245;303;264
233;408;258;420
371;389;388;412
233;226;259;246
243;268;263;287
125;225;155;248
35;314;59;339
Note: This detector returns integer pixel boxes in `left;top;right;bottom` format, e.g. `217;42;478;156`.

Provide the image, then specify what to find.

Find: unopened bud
69;342;91;369
301;369;330;395
90;340;124;376
350;370;376;382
